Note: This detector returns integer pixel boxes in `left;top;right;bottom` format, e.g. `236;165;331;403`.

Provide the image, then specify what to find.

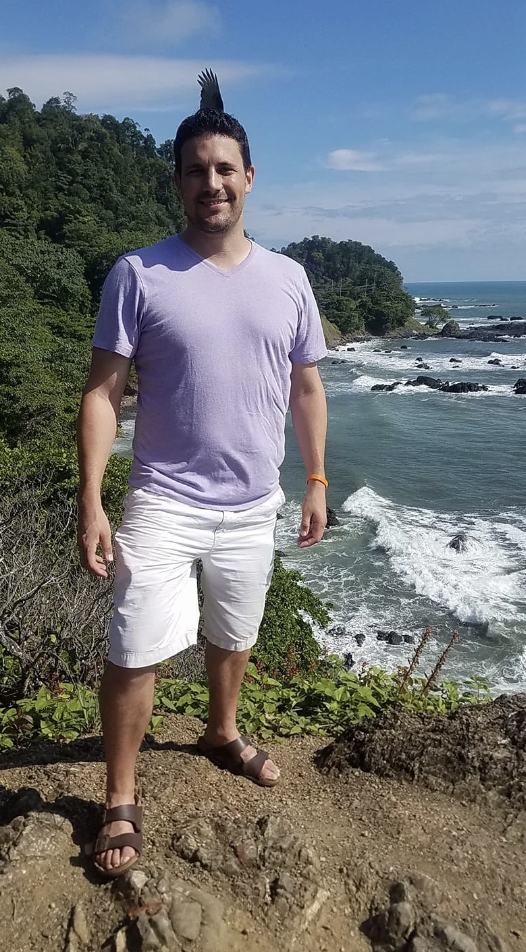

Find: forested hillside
0;87;185;445
281;236;415;335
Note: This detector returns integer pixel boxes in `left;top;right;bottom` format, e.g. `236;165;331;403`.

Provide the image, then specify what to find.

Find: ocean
115;281;526;694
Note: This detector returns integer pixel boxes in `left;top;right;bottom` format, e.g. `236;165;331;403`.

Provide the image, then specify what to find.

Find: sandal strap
199;734;270;782
215;735;251;762
102;803;142;830
85;830;143;857
240;748;269;781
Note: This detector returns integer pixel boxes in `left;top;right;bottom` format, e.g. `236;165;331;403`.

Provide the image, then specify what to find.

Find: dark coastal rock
488;358;502;365
513;378;526;394
331;359;346;364
448;531;468;553
440;382;488;393
462;321;526;341
440;320;461;337
371;382;401;392
387;632;403;645
403;635;414;644
377;630;403;645
400;345;408;349
449;358;462;363
346;347;355;351
405;376;443;389
327;625;346;639
354;633;366;647
326;506;340;527
343;652;354;669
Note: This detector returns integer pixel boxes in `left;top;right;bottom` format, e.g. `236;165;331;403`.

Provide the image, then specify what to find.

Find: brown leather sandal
197;735;279;788
85;802;143;879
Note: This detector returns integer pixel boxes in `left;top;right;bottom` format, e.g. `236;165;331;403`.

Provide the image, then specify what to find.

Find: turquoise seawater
116;282;526;693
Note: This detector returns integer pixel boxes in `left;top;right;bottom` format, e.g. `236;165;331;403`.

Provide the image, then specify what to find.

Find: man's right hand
77;502;114;577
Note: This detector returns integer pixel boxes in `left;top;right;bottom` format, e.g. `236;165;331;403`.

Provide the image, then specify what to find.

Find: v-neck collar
175;235;255;277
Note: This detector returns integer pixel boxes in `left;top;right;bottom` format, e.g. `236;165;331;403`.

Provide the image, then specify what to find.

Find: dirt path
0;714;524;952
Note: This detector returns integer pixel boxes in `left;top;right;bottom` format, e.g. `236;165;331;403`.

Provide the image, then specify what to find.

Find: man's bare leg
96;661;156;871
203;642;279;782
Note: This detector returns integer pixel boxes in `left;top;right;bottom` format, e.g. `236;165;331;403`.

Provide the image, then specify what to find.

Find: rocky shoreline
336;318;526;347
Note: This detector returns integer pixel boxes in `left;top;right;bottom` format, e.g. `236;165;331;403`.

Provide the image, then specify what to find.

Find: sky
1;0;526;280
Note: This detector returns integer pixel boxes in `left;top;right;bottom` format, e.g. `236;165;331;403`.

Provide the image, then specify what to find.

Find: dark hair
173;110;251;174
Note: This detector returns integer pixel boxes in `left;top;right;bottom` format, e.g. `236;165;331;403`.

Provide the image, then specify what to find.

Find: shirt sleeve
289;267;328;364
92;256;145;358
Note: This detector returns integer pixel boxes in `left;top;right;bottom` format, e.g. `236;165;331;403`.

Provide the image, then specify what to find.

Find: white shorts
108;487;285;668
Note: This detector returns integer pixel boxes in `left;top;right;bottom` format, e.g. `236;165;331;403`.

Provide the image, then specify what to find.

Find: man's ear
245;164;255;195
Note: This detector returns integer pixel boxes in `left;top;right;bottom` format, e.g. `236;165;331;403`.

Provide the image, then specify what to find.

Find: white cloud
248;136;526;264
514;123;526;134
413;94;526;128
486;98;526;121
0;54;277;112
325;149;384;172
118;1;221;48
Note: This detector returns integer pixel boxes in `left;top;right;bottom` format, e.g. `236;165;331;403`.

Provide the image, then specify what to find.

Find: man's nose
205;167;220;190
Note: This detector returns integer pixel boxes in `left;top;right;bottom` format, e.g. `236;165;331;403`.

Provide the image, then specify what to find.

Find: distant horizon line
404;279;526;285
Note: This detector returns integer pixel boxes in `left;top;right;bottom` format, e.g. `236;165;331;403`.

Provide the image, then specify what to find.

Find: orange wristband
306;474;328;489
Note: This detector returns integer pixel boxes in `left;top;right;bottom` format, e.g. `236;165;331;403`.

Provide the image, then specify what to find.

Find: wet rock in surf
405;376;443;389
371;382;402;391
440;382;488;393
448;532;468;553
326;507;340;527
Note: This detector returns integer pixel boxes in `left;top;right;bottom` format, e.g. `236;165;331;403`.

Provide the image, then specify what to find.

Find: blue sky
2;0;526;280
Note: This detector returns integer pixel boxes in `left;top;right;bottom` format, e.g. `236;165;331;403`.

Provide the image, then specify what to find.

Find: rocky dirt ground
1;699;525;952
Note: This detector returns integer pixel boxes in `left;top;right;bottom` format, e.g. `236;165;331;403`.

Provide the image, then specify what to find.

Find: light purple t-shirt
93;235;327;510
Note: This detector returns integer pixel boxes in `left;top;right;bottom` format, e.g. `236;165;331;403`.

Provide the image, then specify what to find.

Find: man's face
175;134;254;235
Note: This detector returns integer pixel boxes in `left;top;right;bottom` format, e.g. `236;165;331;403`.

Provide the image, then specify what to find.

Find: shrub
250;557;331;679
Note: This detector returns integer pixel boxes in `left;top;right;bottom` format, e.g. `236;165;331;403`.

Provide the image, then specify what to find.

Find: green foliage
421;304;450;329
0;683;99;749
280;236;415;336
250;557;331;679
0;665;492;750
0;437;130;529
0;89;186;447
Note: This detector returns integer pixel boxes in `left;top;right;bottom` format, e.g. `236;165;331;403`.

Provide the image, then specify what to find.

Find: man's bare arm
289;362;328;548
77;347;132;576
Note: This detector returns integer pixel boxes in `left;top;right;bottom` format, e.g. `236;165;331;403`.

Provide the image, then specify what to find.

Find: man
77;92;328;878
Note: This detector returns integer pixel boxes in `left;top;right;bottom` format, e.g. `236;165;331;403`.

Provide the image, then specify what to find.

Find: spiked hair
173;69;251;174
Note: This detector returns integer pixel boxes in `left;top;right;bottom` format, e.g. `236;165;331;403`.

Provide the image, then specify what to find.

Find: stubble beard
187;199;243;235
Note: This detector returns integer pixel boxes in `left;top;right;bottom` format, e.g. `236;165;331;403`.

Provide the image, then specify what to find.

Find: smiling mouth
199;199;229;208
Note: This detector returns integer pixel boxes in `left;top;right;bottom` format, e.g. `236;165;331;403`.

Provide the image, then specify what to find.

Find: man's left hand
297;482;327;548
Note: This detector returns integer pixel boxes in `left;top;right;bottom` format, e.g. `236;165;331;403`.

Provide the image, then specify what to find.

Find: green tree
281;236;414;336
421;304;450;329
